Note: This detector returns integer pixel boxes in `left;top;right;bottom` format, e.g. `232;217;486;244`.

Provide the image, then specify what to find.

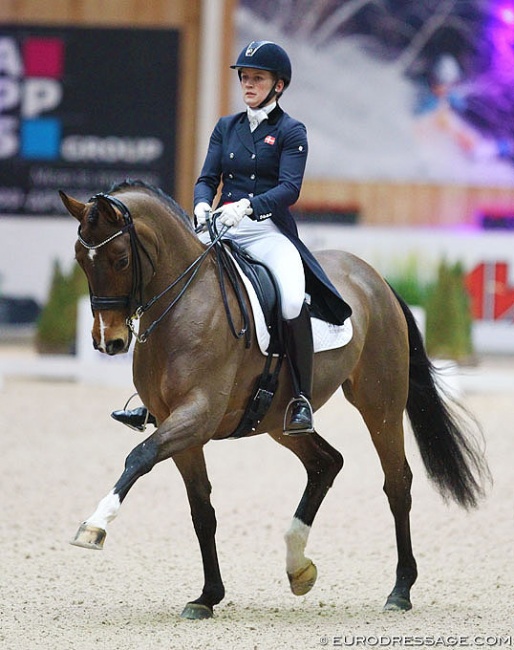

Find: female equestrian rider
112;40;351;435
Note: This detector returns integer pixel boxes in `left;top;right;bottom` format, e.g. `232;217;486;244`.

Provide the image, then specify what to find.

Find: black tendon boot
283;302;314;435
111;406;157;432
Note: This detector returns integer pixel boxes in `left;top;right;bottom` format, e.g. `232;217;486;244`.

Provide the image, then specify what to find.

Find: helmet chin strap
258;87;280;108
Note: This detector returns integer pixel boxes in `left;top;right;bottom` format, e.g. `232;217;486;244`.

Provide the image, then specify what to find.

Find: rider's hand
218;198;253;228
194;202;211;227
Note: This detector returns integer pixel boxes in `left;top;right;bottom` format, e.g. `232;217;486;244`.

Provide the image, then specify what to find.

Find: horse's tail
392;289;491;509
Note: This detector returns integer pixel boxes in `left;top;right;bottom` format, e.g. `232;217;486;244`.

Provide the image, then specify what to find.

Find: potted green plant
425;259;473;362
35;261;88;355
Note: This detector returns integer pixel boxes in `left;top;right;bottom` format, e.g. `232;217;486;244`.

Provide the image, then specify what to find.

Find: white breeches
199;217;305;320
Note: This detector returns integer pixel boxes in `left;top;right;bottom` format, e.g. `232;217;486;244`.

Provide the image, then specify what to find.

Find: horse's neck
145;216;214;295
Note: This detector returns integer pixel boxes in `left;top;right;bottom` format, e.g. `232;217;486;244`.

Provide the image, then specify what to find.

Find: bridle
78;193;147;313
77;193;250;345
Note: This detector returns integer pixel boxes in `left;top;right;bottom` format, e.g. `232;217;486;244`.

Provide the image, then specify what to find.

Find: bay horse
60;180;489;619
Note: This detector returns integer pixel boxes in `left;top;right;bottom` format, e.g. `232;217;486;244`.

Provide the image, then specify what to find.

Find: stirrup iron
113;393;151;432
283;395;314;436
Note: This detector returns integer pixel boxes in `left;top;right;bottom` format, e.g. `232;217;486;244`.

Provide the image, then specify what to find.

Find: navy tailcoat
194;105;352;325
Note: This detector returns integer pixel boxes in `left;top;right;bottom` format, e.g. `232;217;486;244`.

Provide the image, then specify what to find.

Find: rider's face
239;68;283;108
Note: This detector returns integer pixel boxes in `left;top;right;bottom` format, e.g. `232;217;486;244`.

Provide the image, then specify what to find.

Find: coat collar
267;104;283;125
235;105;284;152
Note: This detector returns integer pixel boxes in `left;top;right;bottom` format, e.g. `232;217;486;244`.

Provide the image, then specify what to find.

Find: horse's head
59;189;155;355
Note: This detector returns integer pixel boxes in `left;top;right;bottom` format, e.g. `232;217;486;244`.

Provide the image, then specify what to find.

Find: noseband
77;193;148;313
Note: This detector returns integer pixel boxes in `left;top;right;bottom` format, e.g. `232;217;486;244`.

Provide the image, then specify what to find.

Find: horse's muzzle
105;337;129;355
92;319;132;355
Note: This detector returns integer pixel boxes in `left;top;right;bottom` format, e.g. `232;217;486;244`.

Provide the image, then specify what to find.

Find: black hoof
384;594;412;611
181;602;213;620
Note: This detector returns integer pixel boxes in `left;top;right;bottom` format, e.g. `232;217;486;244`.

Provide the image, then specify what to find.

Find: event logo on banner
0;26;179;215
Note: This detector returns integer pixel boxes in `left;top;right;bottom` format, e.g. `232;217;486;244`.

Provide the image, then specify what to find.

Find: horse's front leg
70;436;160;550
70;394;224;617
172;447;225;619
70;390;213;550
70;390;210;546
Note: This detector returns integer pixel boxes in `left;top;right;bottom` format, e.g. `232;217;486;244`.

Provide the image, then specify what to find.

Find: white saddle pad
231;253;353;355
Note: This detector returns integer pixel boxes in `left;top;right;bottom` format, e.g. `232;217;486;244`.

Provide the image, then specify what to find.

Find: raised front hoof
181;602;213;620
384;593;412;612
287;560;318;596
70;523;106;550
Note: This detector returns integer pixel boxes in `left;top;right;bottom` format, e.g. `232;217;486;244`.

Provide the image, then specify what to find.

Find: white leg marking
85;490;120;530
285;517;311;574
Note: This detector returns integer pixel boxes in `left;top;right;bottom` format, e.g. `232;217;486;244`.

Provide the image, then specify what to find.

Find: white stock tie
247;107;269;132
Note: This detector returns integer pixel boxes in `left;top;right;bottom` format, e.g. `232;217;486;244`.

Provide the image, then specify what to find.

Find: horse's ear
59;190;86;221
94;194;122;224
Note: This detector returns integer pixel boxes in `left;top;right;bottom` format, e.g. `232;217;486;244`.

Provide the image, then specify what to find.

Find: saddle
223;240;279;334
224;240;353;356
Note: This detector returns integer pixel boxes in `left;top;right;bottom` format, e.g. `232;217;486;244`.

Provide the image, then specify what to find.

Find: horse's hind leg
269;430;344;596
375;425;417;611
172;447;225;619
346;378;418;611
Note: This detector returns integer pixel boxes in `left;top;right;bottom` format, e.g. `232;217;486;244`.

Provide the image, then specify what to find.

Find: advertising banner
0;25;179;215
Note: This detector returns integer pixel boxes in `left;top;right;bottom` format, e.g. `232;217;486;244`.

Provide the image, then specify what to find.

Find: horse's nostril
106;338;126;355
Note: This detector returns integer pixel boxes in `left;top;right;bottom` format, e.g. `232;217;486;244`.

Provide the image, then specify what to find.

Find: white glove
218;198;253;228
194;202;211;226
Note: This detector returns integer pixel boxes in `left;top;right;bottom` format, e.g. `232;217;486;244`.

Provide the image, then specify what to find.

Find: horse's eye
114;257;129;271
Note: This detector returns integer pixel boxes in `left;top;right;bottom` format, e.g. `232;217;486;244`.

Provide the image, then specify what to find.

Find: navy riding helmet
231;40;292;89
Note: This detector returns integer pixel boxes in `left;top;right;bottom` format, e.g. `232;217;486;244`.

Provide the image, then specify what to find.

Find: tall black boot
283;302;314;435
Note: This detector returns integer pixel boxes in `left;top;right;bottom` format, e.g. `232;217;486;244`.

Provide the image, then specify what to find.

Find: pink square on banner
23;38;64;78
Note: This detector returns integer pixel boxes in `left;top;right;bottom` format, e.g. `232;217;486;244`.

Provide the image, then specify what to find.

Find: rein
207;216;251;347
130;215;250;344
78;194;250;345
127;227;225;343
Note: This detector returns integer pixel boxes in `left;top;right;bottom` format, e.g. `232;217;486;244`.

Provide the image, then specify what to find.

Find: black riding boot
283;302;314;435
111;407;157;432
